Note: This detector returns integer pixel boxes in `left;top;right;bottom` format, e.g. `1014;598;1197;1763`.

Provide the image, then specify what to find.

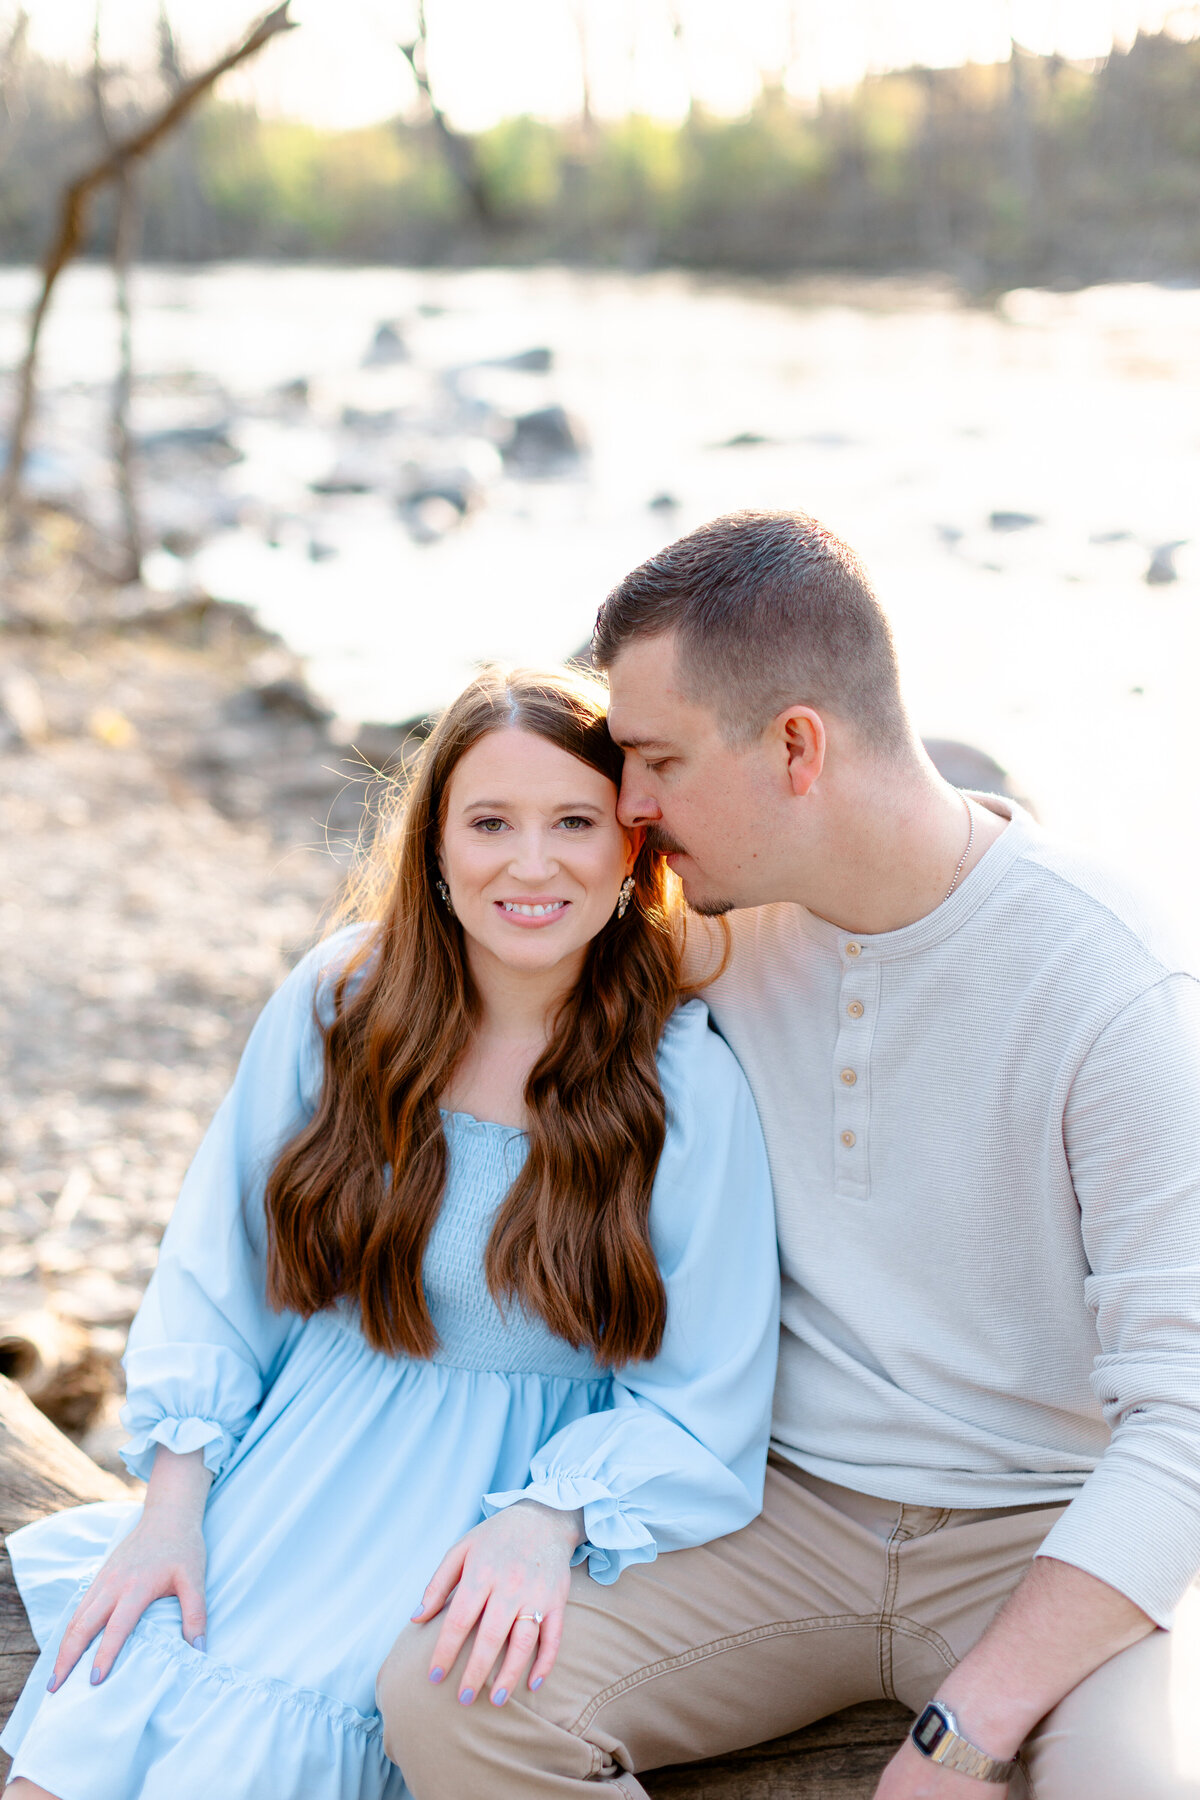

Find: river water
1;263;1197;942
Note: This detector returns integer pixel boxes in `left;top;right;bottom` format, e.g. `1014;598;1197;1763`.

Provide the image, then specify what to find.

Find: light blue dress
1;932;780;1799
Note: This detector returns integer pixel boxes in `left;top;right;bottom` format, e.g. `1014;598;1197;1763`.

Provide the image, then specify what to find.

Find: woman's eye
473;817;509;833
558;816;593;831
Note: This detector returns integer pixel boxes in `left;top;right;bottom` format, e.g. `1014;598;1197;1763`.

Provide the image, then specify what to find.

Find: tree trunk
0;1375;131;1766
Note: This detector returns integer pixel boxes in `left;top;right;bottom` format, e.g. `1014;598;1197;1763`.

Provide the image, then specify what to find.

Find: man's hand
870;1555;1155;1800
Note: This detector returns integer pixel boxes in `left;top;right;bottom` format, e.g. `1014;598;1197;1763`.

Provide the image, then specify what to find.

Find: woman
1;666;779;1800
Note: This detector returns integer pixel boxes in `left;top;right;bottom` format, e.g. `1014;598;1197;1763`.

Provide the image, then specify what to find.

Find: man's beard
643;825;736;916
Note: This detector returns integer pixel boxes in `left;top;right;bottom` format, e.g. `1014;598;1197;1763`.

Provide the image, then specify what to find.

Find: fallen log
643;1702;910;1798
0;1378;907;1793
0;1374;131;1774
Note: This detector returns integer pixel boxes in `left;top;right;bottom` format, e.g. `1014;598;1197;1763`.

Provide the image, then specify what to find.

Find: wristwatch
910;1701;1017;1784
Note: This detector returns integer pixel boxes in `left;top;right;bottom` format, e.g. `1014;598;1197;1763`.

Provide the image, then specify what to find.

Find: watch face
914;1705;949;1755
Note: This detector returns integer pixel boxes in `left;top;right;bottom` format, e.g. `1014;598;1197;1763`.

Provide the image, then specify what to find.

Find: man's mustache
643;825;688;858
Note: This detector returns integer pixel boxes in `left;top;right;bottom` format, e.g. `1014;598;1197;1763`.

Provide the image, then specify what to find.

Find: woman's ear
623;824;646;872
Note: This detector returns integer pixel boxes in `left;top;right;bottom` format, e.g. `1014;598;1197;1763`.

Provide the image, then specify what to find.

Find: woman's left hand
410;1500;585;1705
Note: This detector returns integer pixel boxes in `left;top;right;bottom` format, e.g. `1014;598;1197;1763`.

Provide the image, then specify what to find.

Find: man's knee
376;1621;458;1767
1024;1617;1200;1800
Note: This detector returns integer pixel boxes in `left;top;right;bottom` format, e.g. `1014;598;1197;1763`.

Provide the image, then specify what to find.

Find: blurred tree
1;2;297;524
91;0;142;582
398;0;495;227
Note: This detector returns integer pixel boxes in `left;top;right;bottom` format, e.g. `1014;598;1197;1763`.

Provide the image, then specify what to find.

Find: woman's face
438;726;636;982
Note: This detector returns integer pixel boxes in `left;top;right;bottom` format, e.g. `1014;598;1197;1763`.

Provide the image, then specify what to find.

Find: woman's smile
496;897;571;926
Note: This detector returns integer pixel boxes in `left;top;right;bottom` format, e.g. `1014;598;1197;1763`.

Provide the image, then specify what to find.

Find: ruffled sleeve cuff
482;1473;658;1585
118;1415;239;1484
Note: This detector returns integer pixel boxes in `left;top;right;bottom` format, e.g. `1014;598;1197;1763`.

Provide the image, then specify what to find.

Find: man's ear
779;707;826;797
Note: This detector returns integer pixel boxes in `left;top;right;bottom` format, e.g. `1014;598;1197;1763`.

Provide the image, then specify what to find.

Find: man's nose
618;774;661;830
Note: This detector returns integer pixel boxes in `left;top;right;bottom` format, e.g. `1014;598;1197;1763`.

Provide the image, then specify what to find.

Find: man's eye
645;759;672;774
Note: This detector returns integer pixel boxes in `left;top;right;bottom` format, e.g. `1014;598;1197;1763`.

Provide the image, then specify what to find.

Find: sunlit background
27;0;1200;126
0;0;1198;1496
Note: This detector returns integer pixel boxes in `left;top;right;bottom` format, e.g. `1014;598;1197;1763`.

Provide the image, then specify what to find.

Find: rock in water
1145;541;1187;586
921;739;1036;817
503;406;589;473
363;320;409;367
485;347;554;373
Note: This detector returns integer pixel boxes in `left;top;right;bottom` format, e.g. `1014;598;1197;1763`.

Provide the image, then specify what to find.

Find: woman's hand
411;1500;584;1706
47;1445;212;1692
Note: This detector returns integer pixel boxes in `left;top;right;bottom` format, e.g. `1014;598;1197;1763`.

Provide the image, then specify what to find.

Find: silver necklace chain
942;794;975;905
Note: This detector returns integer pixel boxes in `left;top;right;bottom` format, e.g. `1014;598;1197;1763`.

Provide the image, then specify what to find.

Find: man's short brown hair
593;509;909;754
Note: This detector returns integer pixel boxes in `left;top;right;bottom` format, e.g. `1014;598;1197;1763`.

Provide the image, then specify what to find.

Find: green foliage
2;32;1199;281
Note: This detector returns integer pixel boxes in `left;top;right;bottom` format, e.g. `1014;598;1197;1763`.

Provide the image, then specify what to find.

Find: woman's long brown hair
264;666;690;1367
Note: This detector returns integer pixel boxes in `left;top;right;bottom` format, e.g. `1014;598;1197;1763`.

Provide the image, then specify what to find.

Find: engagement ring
517;1610;545;1624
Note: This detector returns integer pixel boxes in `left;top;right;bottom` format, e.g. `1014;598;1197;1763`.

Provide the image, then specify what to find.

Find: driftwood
0;1376;131;1777
0;1379;905;1793
643;1704;909;1798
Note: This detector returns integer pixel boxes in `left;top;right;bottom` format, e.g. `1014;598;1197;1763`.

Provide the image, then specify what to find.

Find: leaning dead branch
398;0;495;226
91;2;143;582
0;1;297;520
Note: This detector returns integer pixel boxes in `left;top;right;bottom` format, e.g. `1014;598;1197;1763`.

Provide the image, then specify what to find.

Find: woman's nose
507;832;557;878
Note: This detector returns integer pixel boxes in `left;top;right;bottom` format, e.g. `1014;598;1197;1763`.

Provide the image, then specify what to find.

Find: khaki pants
377;1458;1200;1799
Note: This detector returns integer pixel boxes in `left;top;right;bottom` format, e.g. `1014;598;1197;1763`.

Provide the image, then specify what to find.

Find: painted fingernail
530;1675;544;1691
90;1666;103;1685
458;1687;475;1705
492;1687;508;1707
192;1634;206;1653
410;1607;424;1620
45;1673;58;1693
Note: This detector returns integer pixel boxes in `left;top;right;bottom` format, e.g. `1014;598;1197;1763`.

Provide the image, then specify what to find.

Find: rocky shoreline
0;508;413;1475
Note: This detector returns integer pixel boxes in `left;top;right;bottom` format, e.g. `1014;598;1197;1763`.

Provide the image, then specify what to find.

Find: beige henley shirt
699;798;1200;1626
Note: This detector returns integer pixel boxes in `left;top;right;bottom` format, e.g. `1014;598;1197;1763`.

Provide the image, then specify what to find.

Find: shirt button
847;1000;864;1019
845;941;862;957
841;1130;856;1147
840;1068;857;1086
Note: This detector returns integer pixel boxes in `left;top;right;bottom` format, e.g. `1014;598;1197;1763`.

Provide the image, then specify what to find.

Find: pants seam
878;1517;914;1699
878;1508;955;1701
887;1611;959;1674
569;1613;880;1736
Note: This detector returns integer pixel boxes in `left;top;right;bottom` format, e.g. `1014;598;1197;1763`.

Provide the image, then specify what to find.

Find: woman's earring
436;879;456;917
616;875;635;920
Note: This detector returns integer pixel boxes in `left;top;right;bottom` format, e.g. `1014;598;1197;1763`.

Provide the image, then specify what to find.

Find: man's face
606;634;782;914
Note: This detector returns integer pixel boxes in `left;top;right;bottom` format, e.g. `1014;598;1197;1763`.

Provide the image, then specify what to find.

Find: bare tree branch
92;1;143;582
398;0;494;225
1;1;296;518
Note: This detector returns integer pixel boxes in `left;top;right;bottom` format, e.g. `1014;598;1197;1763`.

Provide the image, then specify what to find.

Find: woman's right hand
47;1445;212;1692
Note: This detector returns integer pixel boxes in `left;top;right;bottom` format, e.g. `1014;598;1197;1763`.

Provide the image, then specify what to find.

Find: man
379;510;1200;1797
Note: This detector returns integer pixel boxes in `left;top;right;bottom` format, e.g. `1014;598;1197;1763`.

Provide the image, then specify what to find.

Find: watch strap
911;1702;1017;1784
